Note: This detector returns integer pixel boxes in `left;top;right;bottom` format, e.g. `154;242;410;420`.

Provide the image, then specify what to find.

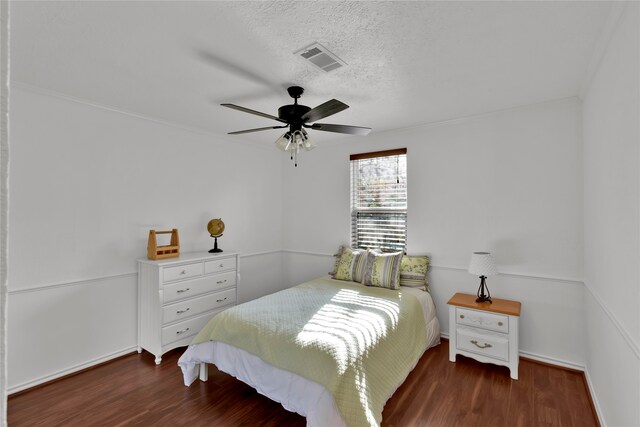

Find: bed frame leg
199;363;208;382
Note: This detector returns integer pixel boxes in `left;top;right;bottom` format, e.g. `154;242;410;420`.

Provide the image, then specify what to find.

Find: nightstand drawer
456;307;508;333
457;326;509;361
163;263;204;283
205;257;237;274
162;288;236;325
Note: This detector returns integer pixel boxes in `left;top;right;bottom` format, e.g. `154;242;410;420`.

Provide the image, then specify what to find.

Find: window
350;148;407;252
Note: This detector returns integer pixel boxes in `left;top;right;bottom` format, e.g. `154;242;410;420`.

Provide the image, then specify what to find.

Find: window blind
350;150;407;251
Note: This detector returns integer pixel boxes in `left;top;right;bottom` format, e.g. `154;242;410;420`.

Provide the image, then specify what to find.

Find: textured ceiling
10;1;611;144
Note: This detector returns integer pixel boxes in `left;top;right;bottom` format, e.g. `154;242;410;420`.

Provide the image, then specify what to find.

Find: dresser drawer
205;257;237;274
457;326;509;361
163;262;204;283
163;271;236;304
207;270;237;290
456;307;508;333
162;287;237;325
162;311;218;346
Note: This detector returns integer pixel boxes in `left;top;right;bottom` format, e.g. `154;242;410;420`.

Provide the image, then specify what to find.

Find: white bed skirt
180;340;348;427
178;286;441;427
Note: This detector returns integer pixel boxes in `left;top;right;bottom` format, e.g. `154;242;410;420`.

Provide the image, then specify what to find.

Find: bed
178;275;440;427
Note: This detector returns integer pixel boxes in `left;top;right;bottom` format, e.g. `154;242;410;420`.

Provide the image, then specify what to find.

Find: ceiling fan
222;86;371;166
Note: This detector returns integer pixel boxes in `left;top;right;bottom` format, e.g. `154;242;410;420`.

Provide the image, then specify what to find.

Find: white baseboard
517;350;585;371
8;346;137;395
584;367;607;427
440;332;585;371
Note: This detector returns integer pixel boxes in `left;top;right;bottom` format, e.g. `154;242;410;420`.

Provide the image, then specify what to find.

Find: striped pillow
334;247;368;283
400;255;431;292
362;250;403;290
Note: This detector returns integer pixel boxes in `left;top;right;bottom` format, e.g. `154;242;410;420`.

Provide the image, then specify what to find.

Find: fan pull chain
396;156;399;184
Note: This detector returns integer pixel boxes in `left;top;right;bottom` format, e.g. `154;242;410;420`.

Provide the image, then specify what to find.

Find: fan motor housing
278;104;312;124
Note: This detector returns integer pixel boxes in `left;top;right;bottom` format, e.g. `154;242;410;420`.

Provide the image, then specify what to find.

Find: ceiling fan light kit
274;129;316;166
223;86;371;167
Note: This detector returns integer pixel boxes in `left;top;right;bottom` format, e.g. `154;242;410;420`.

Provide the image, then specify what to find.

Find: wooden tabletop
447;293;521;317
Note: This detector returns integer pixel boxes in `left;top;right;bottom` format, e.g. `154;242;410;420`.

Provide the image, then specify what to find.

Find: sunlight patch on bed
296;289;400;374
355;370;378;426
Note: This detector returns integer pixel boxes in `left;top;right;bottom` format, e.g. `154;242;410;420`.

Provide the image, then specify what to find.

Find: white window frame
350;148;407;252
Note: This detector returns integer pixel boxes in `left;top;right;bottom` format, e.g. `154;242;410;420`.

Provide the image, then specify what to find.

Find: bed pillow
333;247;368;283
399;255;431;292
362;250;403;290
329;245;345;278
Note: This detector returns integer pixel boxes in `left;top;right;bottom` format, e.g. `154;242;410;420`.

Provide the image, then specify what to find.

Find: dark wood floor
8;340;598;426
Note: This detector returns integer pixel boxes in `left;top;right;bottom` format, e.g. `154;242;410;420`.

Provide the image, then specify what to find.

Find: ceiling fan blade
221;103;288;124
309;123;371;136
228;125;288;135
301;99;349;123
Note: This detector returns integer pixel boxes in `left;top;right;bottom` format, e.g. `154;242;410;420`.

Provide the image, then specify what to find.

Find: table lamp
468;252;498;303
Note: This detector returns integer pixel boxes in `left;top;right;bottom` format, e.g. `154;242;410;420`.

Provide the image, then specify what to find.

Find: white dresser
447;293;521;379
137;252;239;364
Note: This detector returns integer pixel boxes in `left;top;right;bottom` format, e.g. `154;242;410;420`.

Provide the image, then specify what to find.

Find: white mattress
178;284;441;427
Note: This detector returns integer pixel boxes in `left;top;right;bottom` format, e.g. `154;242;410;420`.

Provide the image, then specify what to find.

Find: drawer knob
176;328;190;335
470;340;492;349
180;270;187;275
177;288;190;293
216;279;227;284
219;264;224;268
216;297;228;303
176;308;190;314
459;314;465;319
498;321;503;326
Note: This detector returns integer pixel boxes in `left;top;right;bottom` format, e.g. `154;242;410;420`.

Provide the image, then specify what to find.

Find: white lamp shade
468;252;498;276
292;130;303;145
301;129;316;151
274;132;292;151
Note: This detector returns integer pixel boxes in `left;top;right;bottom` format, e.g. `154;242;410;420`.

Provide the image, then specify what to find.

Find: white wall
282;98;586;367
6;85;285;392
1;1;10;424
582;3;640;426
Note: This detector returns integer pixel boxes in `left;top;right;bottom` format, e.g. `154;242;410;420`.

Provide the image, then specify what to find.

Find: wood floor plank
506;358;535;427
8;341;598;426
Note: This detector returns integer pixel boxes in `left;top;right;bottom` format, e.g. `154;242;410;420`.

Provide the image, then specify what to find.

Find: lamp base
476;276;492;304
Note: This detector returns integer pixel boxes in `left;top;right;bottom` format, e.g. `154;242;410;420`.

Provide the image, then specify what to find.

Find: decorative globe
207;218;225;237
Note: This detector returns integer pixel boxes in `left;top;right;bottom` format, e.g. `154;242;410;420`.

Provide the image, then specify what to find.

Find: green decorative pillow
400;255;431;292
362;250;403;290
334;247;368;283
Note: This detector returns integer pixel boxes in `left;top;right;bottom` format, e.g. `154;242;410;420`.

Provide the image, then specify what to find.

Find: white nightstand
447;293;521;380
